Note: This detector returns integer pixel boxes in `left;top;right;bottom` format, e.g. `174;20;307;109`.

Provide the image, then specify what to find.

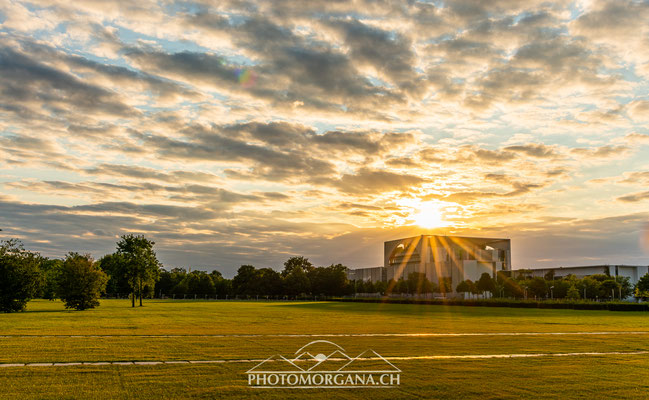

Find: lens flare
235;68;256;88
641;223;649;254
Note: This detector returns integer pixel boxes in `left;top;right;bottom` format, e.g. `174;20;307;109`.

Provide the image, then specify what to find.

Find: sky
1;0;649;276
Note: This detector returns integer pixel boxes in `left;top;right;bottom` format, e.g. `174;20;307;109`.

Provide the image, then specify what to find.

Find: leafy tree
232;265;258;296
55;253;109;310
39;258;63;300
309;264;349;296
498;273;523;298
634;273;649;301
155;268;182;297
395;278;409;294
456;280;473;296
210;270;231;298
406;272;433;295
98;253;131;296
550;279;570;299
283;265;310;297
476;273;496;296
599;279;620;300
256;268;282;296
580;276;600;300
527;277;547;298
184;270;216;296
116;235;161;307
437;277;452;294
282;256;313;277
615;276;633;299
566;285;580;300
0;239;42;312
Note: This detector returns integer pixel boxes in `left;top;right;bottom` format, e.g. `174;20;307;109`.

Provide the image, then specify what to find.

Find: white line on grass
1;331;649;338
1;351;648;368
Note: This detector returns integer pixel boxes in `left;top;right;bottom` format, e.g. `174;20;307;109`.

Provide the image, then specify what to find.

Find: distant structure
346;266;386;283
346;235;511;290
524;265;649;286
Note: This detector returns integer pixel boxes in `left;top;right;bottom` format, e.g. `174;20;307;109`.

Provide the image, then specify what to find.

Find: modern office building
383;235;511;288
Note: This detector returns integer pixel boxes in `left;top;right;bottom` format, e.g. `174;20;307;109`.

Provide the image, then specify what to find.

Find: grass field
2;300;649;399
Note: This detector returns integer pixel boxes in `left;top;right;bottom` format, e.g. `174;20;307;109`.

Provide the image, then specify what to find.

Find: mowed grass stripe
4;300;649;336
1;334;648;364
3;331;649;338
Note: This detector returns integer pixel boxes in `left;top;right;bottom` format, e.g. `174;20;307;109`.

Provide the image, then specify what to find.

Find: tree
615;276;633;299
98;253;131;296
476;273;496;296
282;256;313;277
580;276;600;300
55;253;108;310
232;265;258;296
566;285;580;300
437;277;452;294
310;264;349;296
599;279;620;300
39;258;63;300
116;235;161;307
634;273;649;301
527;277;547;299
0;239;41;312
456;280;472;297
256;268;282;296
283;265;310;297
406;272;433;295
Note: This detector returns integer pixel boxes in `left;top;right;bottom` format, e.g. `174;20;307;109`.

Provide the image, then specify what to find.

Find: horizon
2;0;649;276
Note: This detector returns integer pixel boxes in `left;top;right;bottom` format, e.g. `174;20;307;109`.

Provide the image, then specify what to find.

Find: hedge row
332;297;649;311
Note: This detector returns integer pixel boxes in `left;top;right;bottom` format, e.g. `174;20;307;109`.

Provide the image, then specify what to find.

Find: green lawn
1;299;649;399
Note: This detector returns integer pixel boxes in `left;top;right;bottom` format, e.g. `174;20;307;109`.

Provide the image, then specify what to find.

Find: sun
412;202;446;229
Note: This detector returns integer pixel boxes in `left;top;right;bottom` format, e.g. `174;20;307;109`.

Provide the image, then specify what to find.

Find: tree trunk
131;283;135;308
139;280;143;306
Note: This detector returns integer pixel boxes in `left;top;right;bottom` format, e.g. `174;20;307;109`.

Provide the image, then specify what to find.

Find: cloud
0;44;137;121
504;143;557;158
0;0;648;273
617;191;649;203
328;168;426;195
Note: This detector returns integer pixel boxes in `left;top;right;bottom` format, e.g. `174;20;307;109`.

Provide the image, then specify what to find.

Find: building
525;265;649;286
346;266;386;283
384;235;511;289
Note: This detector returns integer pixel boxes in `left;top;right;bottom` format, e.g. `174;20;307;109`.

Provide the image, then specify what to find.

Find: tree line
3;235;649;313
0;237;357;312
394;270;636;301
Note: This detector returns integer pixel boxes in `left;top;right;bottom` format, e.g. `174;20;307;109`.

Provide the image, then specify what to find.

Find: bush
332;297;649;312
56;253;108;310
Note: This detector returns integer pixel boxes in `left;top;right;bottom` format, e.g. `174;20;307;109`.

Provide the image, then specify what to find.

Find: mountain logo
246;340;401;388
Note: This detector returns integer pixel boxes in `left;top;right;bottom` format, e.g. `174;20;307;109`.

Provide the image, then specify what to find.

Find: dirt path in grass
1;350;648;368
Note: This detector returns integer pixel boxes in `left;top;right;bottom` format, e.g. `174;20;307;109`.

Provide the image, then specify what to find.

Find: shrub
56;253;108;310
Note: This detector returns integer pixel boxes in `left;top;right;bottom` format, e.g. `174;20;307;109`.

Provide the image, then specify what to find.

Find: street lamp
550;286;554;300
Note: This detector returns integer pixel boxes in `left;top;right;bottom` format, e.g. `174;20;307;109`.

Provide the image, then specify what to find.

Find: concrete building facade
383;235;511;288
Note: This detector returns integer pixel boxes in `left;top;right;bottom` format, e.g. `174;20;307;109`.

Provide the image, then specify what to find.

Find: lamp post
550;286;554;300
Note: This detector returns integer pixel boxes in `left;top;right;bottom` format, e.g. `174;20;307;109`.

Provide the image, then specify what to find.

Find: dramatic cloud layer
1;0;649;275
